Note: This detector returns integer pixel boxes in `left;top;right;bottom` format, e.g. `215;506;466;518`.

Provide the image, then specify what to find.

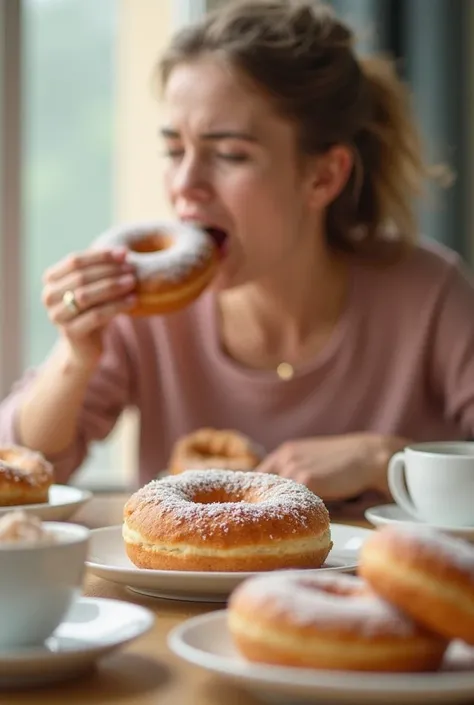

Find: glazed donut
228;572;448;672
123;469;332;572
169;428;264;475
94;220;219;316
359;525;474;646
0;446;54;506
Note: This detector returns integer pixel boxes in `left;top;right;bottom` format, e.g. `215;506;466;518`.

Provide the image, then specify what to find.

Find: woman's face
162;58;337;289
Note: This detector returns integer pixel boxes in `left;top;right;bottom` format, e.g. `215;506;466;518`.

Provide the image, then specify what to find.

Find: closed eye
162;149;184;159
217;153;249;163
162;149;248;164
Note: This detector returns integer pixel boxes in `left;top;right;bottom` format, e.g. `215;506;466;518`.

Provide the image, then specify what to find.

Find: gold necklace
276;362;294;381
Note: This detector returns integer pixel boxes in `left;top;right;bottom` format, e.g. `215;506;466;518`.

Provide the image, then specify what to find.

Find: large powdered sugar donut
228;572;448;672
123;469;332;572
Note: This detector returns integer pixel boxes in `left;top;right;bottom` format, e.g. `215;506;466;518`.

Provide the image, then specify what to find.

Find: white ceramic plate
365;504;474;542
0;596;154;689
86;523;372;602
169;610;474;705
0;484;92;522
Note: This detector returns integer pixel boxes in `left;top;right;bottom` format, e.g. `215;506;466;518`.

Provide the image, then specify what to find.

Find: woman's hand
42;247;137;369
256;433;409;501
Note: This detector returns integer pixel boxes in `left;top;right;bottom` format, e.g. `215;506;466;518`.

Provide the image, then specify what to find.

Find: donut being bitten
228;573;448;672
359;525;474;646
123;469;332;572
169;428;264;475
0;446;53;506
94;220;219;316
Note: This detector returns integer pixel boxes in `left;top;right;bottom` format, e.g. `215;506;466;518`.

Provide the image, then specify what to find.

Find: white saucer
0;596;154;689
169;610;474;705
86;523;373;602
0;484;92;522
365;504;474;541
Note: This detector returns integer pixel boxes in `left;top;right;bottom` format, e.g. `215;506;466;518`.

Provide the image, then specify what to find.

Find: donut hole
193;445;230;461
191;488;253;505
129;233;172;253
191;438;245;460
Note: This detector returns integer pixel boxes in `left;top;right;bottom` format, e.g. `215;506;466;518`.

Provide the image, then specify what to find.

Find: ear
306;145;354;210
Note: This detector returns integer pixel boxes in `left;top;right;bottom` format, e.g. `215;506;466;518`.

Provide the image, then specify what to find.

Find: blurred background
0;0;472;489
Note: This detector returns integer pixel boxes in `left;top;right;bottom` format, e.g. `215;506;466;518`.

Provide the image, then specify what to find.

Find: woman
1;0;473;503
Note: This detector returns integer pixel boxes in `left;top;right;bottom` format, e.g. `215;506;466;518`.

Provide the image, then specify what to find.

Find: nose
170;154;212;203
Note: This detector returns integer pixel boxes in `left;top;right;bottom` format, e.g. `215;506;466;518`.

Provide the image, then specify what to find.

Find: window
2;0;228;489
0;0;203;489
23;0;117;369
22;0;118;488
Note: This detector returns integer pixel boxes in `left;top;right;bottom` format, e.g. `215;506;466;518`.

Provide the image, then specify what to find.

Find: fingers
50;282;138;325
43;248;128;284
57;295;137;337
43;260;135;306
42;249;138;328
42;247;139;335
257;446;299;478
255;455;276;474
41;247;138;361
47;274;137;325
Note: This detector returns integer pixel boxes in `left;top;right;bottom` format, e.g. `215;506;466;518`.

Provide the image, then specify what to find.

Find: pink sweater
1;240;474;487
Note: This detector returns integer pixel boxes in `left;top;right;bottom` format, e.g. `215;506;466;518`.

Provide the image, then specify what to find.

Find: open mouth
204;227;229;257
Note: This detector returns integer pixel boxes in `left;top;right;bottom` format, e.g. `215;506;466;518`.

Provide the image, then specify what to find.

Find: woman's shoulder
402;238;462;275
357;238;467;294
350;238;474;336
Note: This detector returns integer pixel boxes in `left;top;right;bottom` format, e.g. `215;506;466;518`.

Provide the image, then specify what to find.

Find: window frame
0;0;23;399
0;0;214;487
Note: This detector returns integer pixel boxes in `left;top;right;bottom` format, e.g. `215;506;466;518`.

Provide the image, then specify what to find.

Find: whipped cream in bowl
0;512;90;650
0;510;56;546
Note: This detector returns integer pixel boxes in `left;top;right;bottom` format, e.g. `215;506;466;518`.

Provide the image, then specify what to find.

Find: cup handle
387;452;421;520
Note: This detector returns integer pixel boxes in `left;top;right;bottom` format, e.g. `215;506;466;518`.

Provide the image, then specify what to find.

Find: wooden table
0;494;399;704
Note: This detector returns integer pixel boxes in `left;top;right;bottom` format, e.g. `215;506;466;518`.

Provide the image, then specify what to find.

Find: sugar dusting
94;220;215;282
383;525;474;578
129;469;328;538
0;446;52;487
235;573;423;637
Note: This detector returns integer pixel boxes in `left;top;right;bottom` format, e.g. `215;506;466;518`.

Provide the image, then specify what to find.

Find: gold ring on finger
62;289;80;316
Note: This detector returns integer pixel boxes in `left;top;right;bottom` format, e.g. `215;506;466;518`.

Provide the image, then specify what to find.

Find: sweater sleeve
430;257;474;437
0;319;134;482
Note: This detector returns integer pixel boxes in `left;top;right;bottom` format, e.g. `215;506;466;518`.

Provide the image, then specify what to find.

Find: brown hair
159;0;428;260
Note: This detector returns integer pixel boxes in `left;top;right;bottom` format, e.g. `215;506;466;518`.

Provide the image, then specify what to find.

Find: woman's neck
218;242;349;370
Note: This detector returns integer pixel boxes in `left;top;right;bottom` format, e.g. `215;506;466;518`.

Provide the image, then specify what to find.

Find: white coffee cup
388;442;474;527
0;521;89;650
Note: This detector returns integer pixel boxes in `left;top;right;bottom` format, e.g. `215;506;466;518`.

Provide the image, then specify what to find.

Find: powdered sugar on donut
127;469;329;539
0;446;53;487
233;572;423;637
93;220;215;282
382;525;474;579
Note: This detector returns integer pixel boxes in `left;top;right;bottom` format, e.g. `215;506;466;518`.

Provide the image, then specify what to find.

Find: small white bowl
0;521;89;650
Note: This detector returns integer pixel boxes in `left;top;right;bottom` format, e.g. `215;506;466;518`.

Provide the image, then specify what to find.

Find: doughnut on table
7;492;474;705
